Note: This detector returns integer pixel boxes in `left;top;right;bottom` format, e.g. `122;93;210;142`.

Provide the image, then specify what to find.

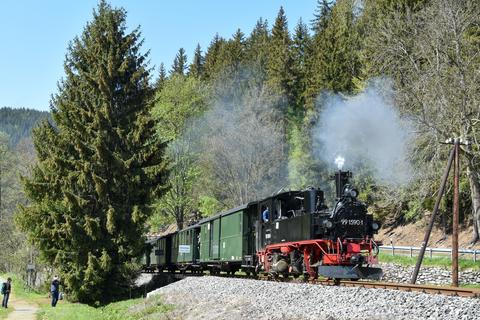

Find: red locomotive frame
257;238;381;278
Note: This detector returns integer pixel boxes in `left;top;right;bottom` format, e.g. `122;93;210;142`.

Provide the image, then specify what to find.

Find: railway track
315;279;480;298
152;271;480;298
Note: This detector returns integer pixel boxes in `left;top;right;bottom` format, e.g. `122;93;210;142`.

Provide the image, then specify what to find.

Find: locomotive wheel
303;273;309;282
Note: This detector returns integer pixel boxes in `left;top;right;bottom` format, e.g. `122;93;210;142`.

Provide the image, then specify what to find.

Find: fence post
429;248;433;259
410;247;413;258
474;250;477;263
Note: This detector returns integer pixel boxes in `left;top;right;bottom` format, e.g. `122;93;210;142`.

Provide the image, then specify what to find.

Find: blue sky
0;1;317;111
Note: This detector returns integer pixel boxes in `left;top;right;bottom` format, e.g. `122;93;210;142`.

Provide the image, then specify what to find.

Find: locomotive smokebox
332;170;352;199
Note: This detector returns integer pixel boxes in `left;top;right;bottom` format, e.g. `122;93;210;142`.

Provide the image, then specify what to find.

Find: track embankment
147;276;480;320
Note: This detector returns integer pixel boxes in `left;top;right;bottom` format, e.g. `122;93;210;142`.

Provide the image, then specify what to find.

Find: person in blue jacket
262;206;270;223
51;276;60;307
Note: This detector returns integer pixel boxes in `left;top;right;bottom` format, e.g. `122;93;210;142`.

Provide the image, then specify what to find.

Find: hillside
0;107;51;146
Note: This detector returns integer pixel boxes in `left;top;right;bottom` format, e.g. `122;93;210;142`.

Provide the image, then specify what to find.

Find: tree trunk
467;162;480;243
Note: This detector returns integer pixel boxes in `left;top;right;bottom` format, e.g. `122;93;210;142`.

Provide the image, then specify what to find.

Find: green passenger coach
171;225;200;270
198;204;257;273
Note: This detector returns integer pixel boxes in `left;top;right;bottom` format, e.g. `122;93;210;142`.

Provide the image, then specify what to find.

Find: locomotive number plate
341;219;364;226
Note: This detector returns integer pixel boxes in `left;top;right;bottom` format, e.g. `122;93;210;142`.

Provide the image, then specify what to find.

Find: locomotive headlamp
323;220;333;229
371;222;379;230
350;189;359;198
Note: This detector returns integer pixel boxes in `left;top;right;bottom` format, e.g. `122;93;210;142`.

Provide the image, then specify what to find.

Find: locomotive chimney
332;170;352;199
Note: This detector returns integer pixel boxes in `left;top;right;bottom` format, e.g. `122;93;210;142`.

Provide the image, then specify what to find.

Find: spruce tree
266;7;295;106
216;29;246;75
291;18;311;115
245;18;270;74
306;0;360;101
154;62;168;90
188;44;205;78
203;33;226;80
311;0;333;33
171;47;188;75
17;1;167;304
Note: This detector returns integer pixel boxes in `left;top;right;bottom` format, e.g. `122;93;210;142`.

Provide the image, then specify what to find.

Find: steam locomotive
142;170;382;280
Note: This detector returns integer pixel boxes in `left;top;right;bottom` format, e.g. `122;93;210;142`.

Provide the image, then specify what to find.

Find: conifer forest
1;0;480;304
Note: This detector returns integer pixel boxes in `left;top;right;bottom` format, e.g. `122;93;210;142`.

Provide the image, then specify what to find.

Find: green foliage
16;1;168;305
198;196;223;217
152;75;208;142
151;74;208;229
287;124;318;189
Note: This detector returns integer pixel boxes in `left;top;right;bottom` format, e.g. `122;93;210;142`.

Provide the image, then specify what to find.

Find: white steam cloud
314;83;412;185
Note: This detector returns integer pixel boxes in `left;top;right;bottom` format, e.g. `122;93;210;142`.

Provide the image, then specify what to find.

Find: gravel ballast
147;276;480;320
380;263;480;285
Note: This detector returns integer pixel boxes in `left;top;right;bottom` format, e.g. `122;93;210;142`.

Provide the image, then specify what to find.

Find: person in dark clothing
51;276;60;307
1;277;12;308
262;206;270;223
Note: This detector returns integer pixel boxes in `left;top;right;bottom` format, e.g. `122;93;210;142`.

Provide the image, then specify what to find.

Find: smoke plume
313;83;412;185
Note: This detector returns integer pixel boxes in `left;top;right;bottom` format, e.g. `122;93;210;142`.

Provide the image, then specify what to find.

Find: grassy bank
378;253;480;271
37;294;174;320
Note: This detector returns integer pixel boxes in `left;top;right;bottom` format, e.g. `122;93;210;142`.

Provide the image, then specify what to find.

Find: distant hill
0;107;51;146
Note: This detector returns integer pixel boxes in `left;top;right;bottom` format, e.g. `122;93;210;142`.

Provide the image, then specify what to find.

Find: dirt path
5;296;38;320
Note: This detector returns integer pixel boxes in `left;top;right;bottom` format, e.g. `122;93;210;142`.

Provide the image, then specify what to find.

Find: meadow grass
378;252;480;271
37;294;174;320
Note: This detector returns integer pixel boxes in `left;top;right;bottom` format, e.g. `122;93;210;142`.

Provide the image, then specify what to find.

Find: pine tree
245;18;270;75
306;0;360;101
154;63;168;90
203;33;226;80
291;18;311;115
17;1;167;304
216;29;246;75
266;7;295;106
311;0;333;33
188;43;204;78
171;47;188;75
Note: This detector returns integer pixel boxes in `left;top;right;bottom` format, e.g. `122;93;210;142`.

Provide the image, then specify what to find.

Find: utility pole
411;138;468;286
410;147;455;284
452;138;460;287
